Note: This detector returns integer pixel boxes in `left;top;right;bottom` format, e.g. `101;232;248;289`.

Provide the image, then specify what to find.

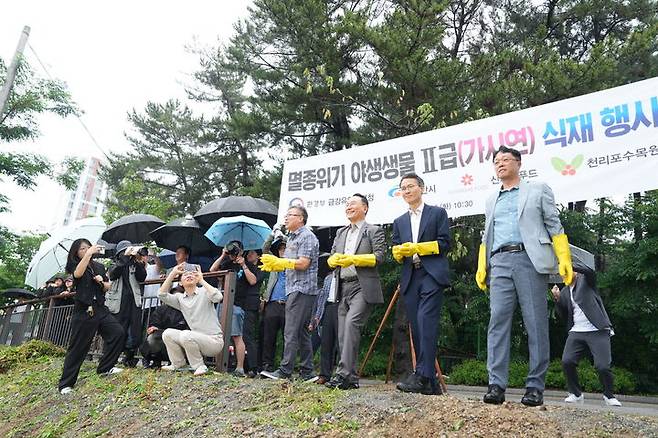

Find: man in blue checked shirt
260;205;320;382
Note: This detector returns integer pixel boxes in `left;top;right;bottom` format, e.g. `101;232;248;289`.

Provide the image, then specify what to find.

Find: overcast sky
0;0;251;234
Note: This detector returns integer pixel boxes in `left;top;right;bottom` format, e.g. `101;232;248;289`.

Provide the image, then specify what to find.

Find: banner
278;77;658;226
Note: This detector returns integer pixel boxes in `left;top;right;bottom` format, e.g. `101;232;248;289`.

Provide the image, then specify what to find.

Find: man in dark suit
551;271;622;406
324;194;386;390
392;173;451;395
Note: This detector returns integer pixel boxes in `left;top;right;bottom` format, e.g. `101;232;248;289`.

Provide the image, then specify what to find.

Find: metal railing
0;270;236;371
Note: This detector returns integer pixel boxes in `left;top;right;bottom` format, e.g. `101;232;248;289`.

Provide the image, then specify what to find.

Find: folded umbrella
150;216;219;257
25;217;106;288
2;288;38;300
204;215;272;251
101;214;165;244
549;244;595;284
194;196;278;228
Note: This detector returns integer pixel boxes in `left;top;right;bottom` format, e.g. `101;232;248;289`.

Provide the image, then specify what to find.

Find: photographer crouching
107;240;147;367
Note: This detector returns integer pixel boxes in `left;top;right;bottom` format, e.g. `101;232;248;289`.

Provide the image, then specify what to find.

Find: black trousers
319;302;339;379
242;309;259;371
58;305;125;390
115;298;142;351
562;330;614;398
139;331;167;362
261;301;285;369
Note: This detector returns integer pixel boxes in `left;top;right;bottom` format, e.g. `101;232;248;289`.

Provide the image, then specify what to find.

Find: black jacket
149;303;188;331
556;275;613;331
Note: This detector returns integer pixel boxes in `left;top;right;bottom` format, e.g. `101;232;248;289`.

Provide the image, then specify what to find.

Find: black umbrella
150;216;220;257
313;226;340;254
2;288;38;300
101;214;165;244
194;196;278;228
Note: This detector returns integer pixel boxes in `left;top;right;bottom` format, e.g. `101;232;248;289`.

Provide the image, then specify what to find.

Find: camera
225;241;243;257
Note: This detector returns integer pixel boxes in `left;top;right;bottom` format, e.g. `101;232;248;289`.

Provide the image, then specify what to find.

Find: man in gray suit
476;145;574;407
325;194;386;390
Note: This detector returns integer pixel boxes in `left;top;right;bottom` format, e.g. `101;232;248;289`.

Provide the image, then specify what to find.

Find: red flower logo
461;174;474;186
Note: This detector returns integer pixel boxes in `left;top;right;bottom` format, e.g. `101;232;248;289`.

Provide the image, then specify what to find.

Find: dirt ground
0;356;656;437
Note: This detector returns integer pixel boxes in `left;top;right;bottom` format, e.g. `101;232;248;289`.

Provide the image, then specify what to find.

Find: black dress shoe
521;387;544;406
483;384;506;404
396;373;440;395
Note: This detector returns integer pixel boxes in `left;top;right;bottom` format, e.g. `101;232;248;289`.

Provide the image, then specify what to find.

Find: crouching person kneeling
158;264;224;376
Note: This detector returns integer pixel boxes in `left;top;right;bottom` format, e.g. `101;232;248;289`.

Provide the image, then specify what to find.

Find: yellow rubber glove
259;254;296;272
552;233;574;285
414;241;440;256
393;241;440;258
391;245;404;263
338;254;376;268
327;253;343;269
475;244;487;291
395;242;416;257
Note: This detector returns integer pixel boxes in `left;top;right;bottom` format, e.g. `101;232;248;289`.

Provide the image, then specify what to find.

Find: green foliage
1;57;82;212
450;359;637;394
0;340;65;373
0;226;46;298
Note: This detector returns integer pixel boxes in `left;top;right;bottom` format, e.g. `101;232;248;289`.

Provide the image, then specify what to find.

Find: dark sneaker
299;372;318;383
260;369;292;380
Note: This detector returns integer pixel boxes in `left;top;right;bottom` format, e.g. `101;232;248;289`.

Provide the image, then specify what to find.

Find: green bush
0;340;65;373
447;359;488;386
449;358;637;394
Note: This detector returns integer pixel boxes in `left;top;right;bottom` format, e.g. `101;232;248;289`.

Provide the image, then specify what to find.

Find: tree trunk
392;294;413;379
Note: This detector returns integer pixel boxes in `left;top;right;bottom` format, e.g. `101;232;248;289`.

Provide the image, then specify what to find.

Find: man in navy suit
392;173;451;395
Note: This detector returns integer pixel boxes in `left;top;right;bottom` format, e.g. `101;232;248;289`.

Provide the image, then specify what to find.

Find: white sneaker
161;364;180;371
100;367;123;376
564;393;584;403
194;365;208;376
60;387;73;395
604;395;622;407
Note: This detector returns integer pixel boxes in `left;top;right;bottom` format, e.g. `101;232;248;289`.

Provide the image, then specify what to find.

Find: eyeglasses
399;184;419;192
285;213;302;218
493;157;520;166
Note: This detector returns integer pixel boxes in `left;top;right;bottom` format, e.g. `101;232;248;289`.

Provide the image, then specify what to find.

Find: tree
0;226;46;303
0;57;83;212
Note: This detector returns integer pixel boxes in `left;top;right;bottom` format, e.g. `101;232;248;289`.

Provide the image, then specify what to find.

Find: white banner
278;77;658;226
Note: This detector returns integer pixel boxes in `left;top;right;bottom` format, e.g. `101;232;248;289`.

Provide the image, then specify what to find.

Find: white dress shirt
409;203;424;263
569;285;599;333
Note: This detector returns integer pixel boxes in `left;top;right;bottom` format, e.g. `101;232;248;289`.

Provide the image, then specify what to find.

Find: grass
0;342;364;437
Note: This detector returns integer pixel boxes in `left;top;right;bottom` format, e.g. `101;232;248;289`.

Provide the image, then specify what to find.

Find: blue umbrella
204;215;272;250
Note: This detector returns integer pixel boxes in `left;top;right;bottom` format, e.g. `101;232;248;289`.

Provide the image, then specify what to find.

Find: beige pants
162;328;224;369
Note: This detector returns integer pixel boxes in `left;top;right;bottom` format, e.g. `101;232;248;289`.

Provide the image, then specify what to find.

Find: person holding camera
158;264;224;376
210;241;265;376
58;239;126;395
108;240;147;367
